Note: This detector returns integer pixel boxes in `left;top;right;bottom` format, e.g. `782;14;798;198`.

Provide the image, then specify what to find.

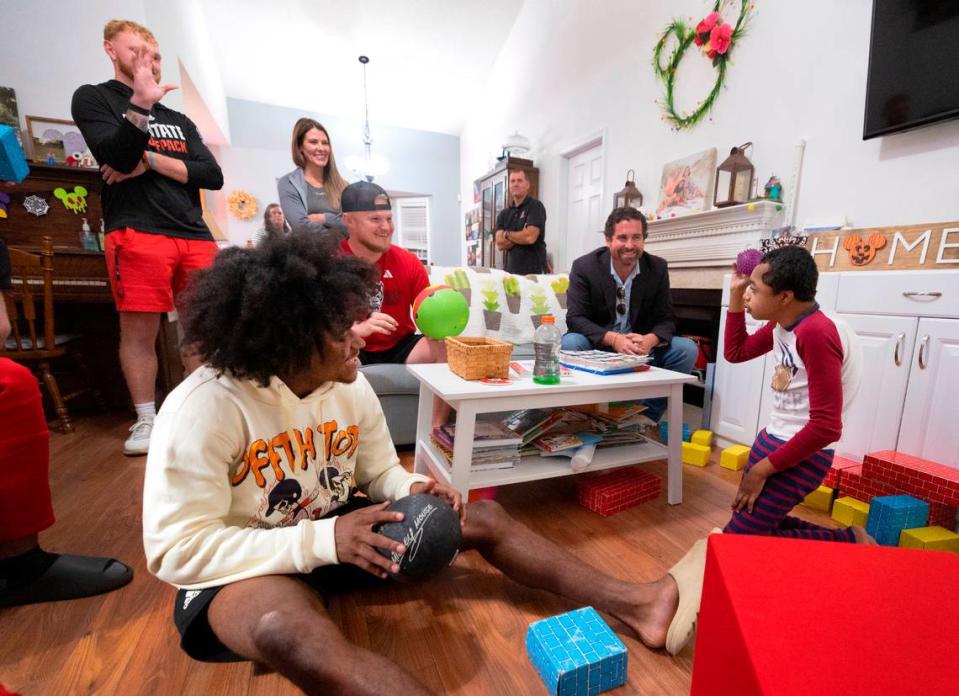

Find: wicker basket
445;336;514;380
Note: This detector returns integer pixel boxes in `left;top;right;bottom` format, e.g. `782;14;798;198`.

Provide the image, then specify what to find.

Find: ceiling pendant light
345;55;388;182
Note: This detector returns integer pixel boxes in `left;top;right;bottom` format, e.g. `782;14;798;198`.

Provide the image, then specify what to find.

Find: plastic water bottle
533;315;561;385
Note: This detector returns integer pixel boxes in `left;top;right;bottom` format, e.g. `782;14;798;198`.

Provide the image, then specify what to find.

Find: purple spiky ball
736;248;764;277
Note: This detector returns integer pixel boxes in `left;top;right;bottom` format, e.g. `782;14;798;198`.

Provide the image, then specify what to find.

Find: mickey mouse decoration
53;185;88;214
842;233;887;267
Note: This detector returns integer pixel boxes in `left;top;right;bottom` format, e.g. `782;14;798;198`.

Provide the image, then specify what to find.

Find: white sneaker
123;416;154;456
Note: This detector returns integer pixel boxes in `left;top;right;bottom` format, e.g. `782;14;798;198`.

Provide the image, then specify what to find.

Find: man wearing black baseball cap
339;181;450;427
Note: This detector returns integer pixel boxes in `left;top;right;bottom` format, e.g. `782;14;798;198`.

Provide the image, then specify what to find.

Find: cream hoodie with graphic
142;366;429;590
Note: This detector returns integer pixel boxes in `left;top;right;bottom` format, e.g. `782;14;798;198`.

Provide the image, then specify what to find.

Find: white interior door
564;145;604;270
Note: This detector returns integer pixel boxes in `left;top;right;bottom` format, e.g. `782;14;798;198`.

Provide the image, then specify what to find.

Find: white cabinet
711;310;768;445
898;318;959;466
833;314;917;462
835;271;959;319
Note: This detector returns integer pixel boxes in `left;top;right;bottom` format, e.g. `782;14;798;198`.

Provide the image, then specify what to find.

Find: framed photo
0;86;24;148
24;115;97;168
656;148;717;218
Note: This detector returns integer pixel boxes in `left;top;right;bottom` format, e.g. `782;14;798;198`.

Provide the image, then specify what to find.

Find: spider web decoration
23;194;50;216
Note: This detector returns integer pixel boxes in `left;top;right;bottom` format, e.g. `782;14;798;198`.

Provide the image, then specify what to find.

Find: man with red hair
72;19;223;456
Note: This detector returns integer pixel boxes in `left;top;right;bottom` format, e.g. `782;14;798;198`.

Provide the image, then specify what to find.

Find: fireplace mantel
644;200;785;289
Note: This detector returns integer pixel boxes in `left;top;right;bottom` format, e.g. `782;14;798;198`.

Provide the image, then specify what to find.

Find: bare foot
611;575;679;650
851;526;877;545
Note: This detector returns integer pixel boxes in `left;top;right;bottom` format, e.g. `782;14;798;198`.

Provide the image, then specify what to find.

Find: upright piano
2;164;183;409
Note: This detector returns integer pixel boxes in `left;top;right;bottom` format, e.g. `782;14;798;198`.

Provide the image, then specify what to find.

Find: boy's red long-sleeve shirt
724;308;862;470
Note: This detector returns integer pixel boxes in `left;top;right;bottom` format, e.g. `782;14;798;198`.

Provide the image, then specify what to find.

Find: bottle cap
541;315;555;324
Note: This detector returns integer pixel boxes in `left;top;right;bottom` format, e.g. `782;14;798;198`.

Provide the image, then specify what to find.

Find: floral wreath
652;0;753;130
227;190;258;220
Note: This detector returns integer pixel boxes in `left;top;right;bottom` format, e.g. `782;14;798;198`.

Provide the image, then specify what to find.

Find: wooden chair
2;237;102;432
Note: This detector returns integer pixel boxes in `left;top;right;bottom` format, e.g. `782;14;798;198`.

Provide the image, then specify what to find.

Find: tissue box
0;125;29;183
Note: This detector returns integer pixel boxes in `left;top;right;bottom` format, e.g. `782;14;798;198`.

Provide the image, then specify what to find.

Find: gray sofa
361;264;569;446
361;343;535;446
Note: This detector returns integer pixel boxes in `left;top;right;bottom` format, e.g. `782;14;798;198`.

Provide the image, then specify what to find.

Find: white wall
0;0;149;121
221;98;461;262
460;0;959;271
0;0;228;140
143;0;230;144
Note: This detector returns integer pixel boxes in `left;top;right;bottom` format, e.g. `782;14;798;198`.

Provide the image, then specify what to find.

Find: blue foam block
865;495;929;546
659;421;692;443
0;125;30;183
526;606;627;696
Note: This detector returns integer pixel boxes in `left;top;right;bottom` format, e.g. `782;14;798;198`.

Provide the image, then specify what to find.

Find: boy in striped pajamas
723;246;873;543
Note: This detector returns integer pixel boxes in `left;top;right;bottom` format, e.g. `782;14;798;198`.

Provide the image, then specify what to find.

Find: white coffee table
407;362;696;504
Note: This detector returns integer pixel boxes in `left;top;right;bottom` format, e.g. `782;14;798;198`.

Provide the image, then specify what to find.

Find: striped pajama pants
723;429;856;543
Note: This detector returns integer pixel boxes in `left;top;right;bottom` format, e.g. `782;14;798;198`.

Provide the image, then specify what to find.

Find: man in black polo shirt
494;169;548;274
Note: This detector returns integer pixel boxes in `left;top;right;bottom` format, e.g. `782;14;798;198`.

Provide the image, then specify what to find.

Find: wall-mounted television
863;0;959;140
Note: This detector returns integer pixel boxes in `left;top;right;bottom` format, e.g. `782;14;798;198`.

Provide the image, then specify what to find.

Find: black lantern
613;169;643;210
714;142;754;208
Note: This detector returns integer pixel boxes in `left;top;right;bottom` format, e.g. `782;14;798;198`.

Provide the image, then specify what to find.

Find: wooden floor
0;412;842;695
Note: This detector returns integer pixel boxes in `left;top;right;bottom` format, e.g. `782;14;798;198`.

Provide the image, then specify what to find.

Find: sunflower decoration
227;190;258;220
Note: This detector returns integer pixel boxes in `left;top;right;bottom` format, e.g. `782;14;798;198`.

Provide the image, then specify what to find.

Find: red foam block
863;451;959;507
692;535;959;695
576;467;660;517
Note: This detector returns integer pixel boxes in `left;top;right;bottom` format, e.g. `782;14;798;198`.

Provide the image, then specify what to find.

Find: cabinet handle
894;332;905;366
902;291;943;298
918;334;930;370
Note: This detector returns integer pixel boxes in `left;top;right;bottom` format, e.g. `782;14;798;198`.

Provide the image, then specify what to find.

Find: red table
692;535;959;695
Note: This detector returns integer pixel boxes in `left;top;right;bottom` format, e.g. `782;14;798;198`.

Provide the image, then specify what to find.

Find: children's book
533;431;602;454
501;408;565;446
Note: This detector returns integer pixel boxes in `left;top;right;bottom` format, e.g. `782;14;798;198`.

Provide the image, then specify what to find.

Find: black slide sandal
0;554;133;608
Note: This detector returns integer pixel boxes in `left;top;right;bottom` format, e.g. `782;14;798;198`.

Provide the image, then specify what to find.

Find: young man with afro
142;232;716;694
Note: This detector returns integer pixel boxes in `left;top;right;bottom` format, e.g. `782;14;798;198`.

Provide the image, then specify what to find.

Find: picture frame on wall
655;147;717;218
24;115;97;169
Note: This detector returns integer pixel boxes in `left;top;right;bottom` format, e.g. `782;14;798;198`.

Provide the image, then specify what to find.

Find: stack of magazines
430;420;521;471
558;350;651;375
568;402;655;447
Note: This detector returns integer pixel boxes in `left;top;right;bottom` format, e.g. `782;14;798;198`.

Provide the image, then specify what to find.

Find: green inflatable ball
413;284;469;339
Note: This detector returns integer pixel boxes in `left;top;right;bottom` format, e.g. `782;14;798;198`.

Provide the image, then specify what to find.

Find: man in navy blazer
563;207;698;421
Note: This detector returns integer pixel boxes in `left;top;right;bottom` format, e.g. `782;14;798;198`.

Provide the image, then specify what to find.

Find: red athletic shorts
104;228;219;313
0;358;54;541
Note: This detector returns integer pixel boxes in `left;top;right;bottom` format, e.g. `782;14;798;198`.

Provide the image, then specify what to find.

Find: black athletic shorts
359;332;423;366
172;496;389;663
